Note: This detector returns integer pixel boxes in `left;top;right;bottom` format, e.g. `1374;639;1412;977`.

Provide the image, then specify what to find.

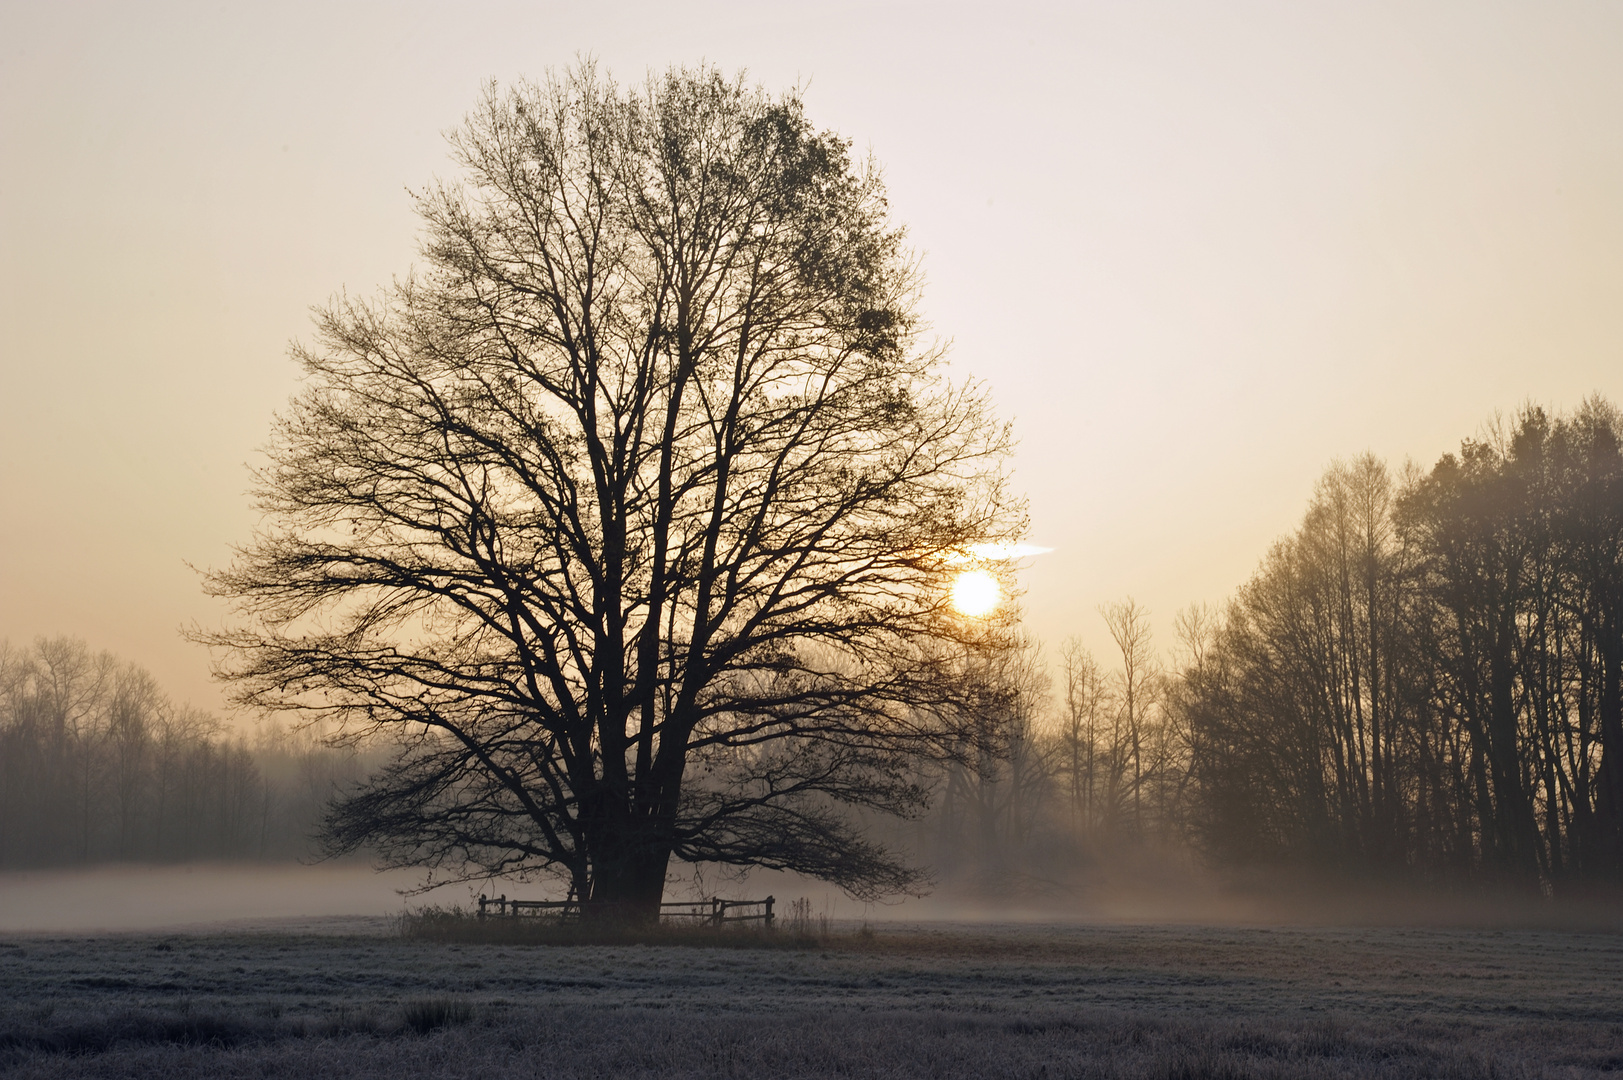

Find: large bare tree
202;64;1019;917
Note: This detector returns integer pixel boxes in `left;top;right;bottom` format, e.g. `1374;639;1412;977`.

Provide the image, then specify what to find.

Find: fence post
764;895;774;929
499;894;507;916
477;894;487;920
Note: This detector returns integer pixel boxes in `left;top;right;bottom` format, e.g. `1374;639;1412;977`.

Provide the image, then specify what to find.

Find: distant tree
0;636;333;867
1056;638;1108;833
202;64;1019;919
1555;401;1623;879
1181;456;1436;873
1101;598;1165;833
1400;424;1547;881
932;634;1051;888
1177;407;1623;890
1400;401;1623;885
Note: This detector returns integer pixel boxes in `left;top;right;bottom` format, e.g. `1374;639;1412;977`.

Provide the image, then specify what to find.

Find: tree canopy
203;63;1020;916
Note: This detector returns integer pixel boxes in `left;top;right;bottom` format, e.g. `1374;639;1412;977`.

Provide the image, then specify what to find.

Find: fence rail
476;893;774;927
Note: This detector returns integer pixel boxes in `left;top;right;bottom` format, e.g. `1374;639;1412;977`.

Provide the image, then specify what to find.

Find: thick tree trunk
581;813;673;924
583;860;669;923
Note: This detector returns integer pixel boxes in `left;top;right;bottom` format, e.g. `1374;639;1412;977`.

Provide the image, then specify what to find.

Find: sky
3;0;1622;715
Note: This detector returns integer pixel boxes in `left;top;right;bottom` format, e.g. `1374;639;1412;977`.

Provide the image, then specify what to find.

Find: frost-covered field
2;920;1620;1078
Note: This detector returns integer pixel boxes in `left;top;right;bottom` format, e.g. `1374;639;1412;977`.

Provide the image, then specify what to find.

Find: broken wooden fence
475;894;775;927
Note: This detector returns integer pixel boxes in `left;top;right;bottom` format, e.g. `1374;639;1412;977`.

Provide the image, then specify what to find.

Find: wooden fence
475;893;774;927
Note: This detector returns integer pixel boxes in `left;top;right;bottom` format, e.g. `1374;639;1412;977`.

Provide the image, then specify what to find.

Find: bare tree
1180;458;1428;872
926;632;1055;892
1101;598;1163;834
200;64;1019;918
1057;638;1108;833
0;637;302;867
1177;408;1623;889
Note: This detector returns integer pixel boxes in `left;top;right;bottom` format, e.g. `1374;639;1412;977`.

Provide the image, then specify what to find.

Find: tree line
0;637;372;867
1186;399;1622;890
9;399;1615;896
918;399;1623;896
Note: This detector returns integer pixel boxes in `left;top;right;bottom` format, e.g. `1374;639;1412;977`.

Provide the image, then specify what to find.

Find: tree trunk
1593;619;1623;880
1487;626;1543;884
582;813;672;924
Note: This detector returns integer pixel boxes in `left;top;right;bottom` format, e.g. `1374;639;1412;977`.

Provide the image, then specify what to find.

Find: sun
950;570;1001;617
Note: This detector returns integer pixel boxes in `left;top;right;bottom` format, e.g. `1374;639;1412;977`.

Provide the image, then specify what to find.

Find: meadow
2;918;1619;1078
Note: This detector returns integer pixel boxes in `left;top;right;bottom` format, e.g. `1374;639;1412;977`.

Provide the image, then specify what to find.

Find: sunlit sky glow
965;543;1054;562
3;1;1622;710
951;571;1002;618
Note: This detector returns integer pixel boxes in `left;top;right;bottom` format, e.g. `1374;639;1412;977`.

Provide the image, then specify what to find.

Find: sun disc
950;570;1000;617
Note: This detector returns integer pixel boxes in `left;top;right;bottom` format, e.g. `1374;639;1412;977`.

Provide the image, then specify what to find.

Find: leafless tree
922;631;1059;892
199;64;1019;918
1057;638;1108;833
1177;407;1623;889
0;637;316;866
1101;598;1164;834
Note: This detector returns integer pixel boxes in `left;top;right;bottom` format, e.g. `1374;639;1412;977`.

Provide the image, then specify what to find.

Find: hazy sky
4;1;1622;713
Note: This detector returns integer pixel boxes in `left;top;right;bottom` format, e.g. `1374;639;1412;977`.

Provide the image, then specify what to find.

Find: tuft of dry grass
399;997;475;1035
